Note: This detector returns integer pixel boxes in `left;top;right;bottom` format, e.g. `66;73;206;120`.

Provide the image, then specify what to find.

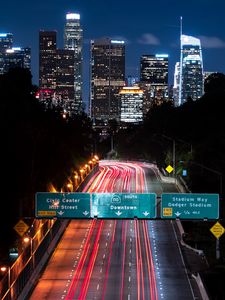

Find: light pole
189;161;223;260
23;236;34;268
162;135;176;179
1;265;11;295
172;139;176;180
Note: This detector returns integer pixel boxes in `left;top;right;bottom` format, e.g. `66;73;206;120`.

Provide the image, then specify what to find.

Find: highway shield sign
91;193;157;219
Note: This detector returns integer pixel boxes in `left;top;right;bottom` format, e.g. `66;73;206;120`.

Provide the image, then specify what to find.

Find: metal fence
0;219;60;300
0;163;99;300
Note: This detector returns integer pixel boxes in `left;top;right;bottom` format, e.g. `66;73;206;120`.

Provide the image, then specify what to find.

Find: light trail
65;220;96;300
65;161;158;300
78;220;104;300
101;220;117;300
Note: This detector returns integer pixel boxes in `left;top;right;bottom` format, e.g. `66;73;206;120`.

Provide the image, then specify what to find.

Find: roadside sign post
210;222;225;260
14;220;29;237
161;193;219;220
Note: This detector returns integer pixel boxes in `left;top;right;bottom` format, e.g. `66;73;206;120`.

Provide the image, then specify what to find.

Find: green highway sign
91;193;157;219
161;193;219;220
35;192;91;218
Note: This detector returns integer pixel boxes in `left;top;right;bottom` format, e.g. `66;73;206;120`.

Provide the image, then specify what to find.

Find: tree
204;72;225;94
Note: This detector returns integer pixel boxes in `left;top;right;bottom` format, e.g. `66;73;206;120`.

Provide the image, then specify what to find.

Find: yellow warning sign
163;207;173;217
38;211;57;217
14;220;29;237
210;222;225;239
166;165;174;174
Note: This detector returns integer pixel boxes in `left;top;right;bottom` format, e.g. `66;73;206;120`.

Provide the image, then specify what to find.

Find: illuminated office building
0;33;13;51
39;31;57;90
173;62;180;107
3;47;31;73
64;13;83;113
120;86;144;123
0;33;13;74
39;30;76;113
179;35;204;105
90;38;125;124
140;54;169;116
126;75;139;87
55;49;75;112
0;33;30;74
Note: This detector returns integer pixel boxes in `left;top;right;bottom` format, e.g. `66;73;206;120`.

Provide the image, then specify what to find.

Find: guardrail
0;219;57;300
192;273;210;300
173;175;210;300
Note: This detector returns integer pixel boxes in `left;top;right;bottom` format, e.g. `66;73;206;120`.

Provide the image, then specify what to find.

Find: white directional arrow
57;211;64;216
115;211;122;216
175;211;181;217
93;210;99;218
83;211;89;216
143;211;150;217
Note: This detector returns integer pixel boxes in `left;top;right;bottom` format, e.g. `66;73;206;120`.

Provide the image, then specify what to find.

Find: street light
67;182;73;192
94;155;99;161
23;236;34;268
161;135;193;182
0;266;7;272
80;169;84;180
0;265;11;292
74;171;79;187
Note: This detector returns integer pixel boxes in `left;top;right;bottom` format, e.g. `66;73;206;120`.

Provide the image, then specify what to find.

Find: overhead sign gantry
35;192;219;220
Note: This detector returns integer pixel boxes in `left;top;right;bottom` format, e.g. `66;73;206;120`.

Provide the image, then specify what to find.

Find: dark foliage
0;68;93;257
115;72;225;202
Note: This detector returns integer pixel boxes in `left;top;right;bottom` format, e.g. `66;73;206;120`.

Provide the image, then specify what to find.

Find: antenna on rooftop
180;16;183;38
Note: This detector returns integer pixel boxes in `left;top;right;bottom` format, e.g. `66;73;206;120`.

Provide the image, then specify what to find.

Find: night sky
1;0;225;106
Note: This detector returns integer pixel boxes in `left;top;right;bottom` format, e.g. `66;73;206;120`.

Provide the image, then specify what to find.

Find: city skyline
1;0;225;107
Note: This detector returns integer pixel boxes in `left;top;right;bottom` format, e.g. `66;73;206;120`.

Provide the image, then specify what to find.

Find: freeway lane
29;161;198;300
65;161;157;300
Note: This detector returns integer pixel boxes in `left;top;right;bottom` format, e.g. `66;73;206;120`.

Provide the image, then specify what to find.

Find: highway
29;161;198;300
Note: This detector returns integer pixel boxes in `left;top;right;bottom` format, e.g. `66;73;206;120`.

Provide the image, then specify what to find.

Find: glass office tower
0;33;13;74
64;13;83;113
140;54;169;115
120;86;144;123
39;31;57;90
179;35;203;105
4;47;31;72
90;38;125;124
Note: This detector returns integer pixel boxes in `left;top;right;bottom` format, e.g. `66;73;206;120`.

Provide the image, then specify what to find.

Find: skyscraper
55;49;75;112
64;13;83;113
90;38;125;124
179;35;204;105
140;54;169;116
0;33;13;51
173;62;180;107
39;31;57;90
39;30;76;113
4;47;31;73
0;33;30;75
119;86;144;123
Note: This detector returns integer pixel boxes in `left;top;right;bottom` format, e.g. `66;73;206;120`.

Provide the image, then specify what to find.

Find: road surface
29;161;198;300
